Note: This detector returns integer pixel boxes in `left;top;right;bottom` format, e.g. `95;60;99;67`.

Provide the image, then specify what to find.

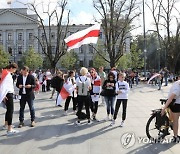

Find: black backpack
76;111;87;120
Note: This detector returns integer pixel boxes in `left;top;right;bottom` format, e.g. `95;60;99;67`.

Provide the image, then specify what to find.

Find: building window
79;60;83;67
8;33;12;41
29;33;33;40
29;45;33;49
89;45;93;53
8;47;12;55
51;46;56;54
18;46;22;54
89;60;93;67
42;33;45;40
18;33;23;40
51;32;55;39
99;32;102;39
79;46;83;53
0;33;2;41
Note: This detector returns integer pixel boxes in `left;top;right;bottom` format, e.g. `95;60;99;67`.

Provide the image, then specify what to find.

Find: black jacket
102;79;116;97
16;74;36;99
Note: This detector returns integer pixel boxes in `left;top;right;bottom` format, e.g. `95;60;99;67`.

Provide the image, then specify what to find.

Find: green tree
60;51;78;70
0;46;10;69
21;48;43;70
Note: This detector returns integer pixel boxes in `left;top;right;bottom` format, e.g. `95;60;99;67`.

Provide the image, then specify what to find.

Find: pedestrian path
0;83;179;154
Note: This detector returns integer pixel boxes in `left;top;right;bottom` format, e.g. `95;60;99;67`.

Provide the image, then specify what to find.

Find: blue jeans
104;96;116;115
19;95;35;122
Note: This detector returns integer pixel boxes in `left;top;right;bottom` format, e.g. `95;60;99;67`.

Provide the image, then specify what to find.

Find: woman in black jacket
102;72;116;121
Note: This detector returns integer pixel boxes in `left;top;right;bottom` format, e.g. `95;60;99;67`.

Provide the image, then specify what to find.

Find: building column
3;30;6;51
13;30;17;62
23;29;27;52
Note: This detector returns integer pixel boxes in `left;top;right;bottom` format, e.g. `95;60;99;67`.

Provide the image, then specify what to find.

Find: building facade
0;8;130;68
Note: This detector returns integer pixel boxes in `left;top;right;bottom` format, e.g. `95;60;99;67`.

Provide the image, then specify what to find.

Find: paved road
0;83;179;154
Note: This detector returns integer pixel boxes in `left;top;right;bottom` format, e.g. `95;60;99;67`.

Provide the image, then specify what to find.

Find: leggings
5;93;14;125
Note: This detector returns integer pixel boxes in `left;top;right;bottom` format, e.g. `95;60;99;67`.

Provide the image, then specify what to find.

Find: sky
0;0;180;36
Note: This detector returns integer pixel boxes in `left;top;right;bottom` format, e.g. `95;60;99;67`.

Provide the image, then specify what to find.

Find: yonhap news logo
120;132;176;149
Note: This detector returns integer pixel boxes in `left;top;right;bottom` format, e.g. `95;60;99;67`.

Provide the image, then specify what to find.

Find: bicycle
146;99;173;142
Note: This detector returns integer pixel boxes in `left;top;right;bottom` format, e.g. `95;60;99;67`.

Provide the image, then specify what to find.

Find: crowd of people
0;63;180;143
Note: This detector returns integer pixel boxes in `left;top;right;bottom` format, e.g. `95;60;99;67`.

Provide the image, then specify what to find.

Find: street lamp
143;0;147;78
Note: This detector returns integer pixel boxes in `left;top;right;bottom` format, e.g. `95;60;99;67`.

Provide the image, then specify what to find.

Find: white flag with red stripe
64;23;101;51
56;82;76;105
0;69;11;105
92;76;101;94
147;73;161;84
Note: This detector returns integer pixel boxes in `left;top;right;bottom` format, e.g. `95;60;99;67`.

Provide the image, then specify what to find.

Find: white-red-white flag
147;73;161;84
0;69;11;105
92;76;101;94
56;82;76;105
64;23;101;51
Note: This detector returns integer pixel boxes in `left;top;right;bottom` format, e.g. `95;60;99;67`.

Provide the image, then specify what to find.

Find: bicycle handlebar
160;99;167;105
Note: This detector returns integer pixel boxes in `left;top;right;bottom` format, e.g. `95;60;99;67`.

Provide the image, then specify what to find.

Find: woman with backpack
75;67;92;125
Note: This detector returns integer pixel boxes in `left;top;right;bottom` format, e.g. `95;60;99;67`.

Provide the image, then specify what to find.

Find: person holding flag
0;63;19;136
89;68;101;121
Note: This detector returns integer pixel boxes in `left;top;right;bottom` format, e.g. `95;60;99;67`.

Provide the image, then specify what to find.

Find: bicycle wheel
146;113;169;142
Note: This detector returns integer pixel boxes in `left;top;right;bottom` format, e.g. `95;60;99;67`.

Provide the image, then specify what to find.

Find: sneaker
2;125;15;130
87;120;92;125
93;117;100;122
49;96;53;99
31;121;35;127
57;105;62;107
172;136;180;143
110;120;115;126
75;121;81;126
64;111;68;116
104;116;110;121
18;122;24;128
7;129;19;136
119;121;124;127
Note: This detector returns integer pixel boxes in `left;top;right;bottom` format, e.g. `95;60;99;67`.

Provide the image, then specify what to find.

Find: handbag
100;90;106;96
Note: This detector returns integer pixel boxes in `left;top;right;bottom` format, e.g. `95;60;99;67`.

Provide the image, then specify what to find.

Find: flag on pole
0;69;11;107
64;23;101;51
56;82;76;106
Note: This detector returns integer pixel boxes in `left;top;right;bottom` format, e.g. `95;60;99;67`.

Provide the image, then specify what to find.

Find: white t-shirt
115;80;129;99
168;80;180;104
22;75;27;94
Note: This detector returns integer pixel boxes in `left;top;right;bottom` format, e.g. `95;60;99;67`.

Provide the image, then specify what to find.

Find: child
110;72;129;127
34;78;40;94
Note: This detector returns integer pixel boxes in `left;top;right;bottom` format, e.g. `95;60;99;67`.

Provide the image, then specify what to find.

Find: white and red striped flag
64;23;101;51
147;73;161;84
0;69;11;107
92;76;101;94
56;82;76;106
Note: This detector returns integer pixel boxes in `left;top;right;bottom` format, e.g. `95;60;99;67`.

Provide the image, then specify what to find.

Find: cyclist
161;75;180;142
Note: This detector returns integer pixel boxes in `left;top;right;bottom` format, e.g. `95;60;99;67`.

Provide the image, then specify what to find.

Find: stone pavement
0;83;180;154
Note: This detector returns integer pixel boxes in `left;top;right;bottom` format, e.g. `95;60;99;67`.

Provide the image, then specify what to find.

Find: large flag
64;23;101;51
56;82;76;105
0;69;11;107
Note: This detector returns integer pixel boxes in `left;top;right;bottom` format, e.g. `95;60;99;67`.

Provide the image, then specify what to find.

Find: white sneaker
119;121;124;127
2;125;15;130
75;121;81;126
64;111;68;116
110;120;115;126
7;129;19;136
104;116;110;121
87;120;92;125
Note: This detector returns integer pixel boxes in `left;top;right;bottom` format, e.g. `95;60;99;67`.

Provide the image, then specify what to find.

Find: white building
0;8;130;68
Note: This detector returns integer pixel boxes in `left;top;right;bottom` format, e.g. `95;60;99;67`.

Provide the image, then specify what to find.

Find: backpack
77;77;89;96
76;111;87;120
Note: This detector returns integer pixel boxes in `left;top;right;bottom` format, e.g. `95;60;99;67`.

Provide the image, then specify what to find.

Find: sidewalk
0;83;179;154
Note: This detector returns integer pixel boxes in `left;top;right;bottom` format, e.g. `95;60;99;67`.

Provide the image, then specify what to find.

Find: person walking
16;66;36;128
110;72;129;127
0;63;19;136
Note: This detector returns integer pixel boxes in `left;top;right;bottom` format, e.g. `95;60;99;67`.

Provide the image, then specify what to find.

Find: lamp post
143;0;147;78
